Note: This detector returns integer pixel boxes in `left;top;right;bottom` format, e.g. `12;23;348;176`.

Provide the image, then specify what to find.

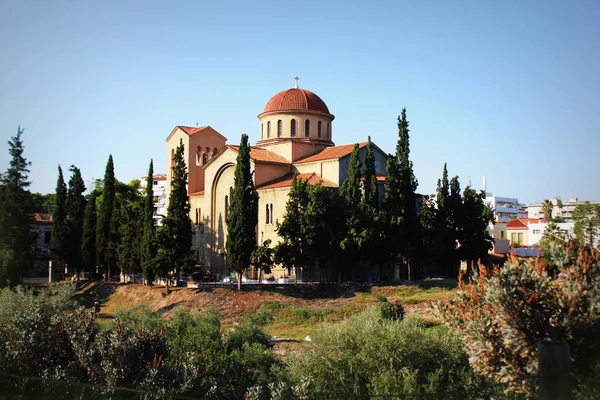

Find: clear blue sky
1;0;599;204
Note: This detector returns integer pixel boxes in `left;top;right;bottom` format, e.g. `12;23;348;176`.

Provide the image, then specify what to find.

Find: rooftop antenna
294;75;299;88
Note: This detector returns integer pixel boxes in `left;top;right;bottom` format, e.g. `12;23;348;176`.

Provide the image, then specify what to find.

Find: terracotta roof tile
262;88;331;115
227;145;290;165
506;218;544;229
33;213;52;223
361;173;387;182
295;142;368;164
177;125;209;135
256;173;336;190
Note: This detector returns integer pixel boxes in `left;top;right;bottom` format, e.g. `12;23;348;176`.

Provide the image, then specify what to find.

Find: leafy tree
226;134;258;290
0;127;33;286
117;195;142;280
541;199;554;221
65;165;86;276
437;243;600;397
340;144;367;279
31;192;55;214
363;137;378;210
96;155;115;279
81;191;97;275
155;141;194;293
251;239;274;281
51;166;68;264
141;160;157;285
572;201;600;247
457;187;494;272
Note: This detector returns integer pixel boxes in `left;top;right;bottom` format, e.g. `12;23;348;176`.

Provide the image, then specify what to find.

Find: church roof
262;88;332;116
227;145;290;165
256;172;336;190
166;125;227;142
294;142;368;164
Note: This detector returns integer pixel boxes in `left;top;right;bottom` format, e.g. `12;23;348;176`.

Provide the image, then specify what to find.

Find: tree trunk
237;272;242;291
165;277;169;294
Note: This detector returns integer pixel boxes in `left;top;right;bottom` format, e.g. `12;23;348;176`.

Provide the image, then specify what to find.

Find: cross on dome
294;75;299;88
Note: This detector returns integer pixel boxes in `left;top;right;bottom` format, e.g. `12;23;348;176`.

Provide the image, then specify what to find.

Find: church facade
165;82;388;281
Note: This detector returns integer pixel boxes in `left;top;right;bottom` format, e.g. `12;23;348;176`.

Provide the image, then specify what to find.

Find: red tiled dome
263;88;331;115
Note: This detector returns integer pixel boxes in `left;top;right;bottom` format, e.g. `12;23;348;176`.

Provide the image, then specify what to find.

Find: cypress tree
65;165;86;276
51;166;68;264
340;144;366;279
81;191;97;276
458;187;494;273
395;108;420;279
363;137;378;210
141;159;157;285
382;155;402;270
0;127;33;286
96;155;115;279
226;134;258;291
155;141;193;293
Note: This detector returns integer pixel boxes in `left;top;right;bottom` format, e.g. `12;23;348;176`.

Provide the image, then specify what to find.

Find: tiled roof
361;173;387;182
263;88;331;115
295;142;368;164
227;145;290;165
33;213;52;223
256;172;336;190
177;125;209;135
506;218;543;229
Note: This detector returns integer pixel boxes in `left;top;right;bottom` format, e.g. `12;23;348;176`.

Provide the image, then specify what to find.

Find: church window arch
261;123;263;138
270;204;273;224
318;121;322;139
291;119;297;137
266;204;270;224
327;122;331;139
305;119;310;138
267;121;271;138
202;153;208;165
277;120;282;138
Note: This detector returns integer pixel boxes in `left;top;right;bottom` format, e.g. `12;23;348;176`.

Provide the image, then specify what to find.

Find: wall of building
259;111;333;142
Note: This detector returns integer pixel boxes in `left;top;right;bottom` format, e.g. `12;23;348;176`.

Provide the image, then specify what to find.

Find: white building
139;174;167;226
486;195;519;222
526;197;600;222
528;220;575;246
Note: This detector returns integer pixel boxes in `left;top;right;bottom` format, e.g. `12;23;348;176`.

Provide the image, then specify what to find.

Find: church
165;80;389;281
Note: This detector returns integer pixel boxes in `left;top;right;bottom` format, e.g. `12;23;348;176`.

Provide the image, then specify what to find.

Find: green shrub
374;293;388;302
380;298;404;321
282;307;486;399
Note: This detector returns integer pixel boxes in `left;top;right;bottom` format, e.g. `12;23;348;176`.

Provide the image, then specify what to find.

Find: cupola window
318;121;322;139
305;119;310;138
327;122;331;139
291;119;297;137
267;121;271;138
277;120;282;138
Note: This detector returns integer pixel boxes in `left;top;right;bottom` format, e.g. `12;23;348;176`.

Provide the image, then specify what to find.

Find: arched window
267;121;271;138
277;120;282;138
291;119;297;137
225;195;229;219
305;119;310;138
270;204;273;224
261;123;263;138
327;122;331;139
318;121;322;139
266;204;270;224
202;153;208;165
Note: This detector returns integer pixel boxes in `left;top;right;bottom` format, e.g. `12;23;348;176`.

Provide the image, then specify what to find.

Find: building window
511;233;516;243
202;153;208;165
270;203;273;224
277;120;282;138
261;123;263;138
305;119;310;138
327;122;331;139
318;121;322;139
500;231;504;239
291;119;296;137
518;232;523;243
153;180;158;186
44;231;51;244
267;121;271;138
265;204;270;224
533;229;541;234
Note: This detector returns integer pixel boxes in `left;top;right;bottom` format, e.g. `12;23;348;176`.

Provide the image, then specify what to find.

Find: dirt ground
76;281;439;325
